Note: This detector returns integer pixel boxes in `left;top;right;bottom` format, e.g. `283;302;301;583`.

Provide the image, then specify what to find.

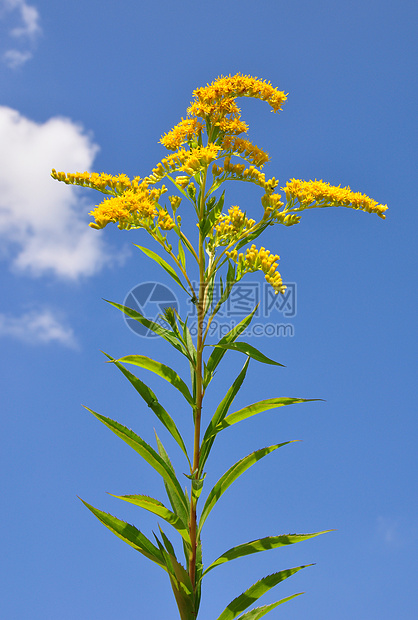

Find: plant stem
188;168;208;588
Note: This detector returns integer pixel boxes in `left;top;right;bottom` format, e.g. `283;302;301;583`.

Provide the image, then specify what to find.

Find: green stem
188;167;208;588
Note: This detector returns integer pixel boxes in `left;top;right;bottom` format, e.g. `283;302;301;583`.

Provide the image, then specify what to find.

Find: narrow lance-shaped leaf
233;220;271;252
198;442;296;534
85;407;188;513
135;244;189;294
153;531;196;620
203;531;331;576
203;272;216;317
181;317;197;405
155;431;190;526
212;398;321;436
175;311;197;364
158;527;198;619
194;538;203;611
115;354;194;407
212;342;285;367
104;299;187;356
234;594;304;620
204;306;258;388
109;493;191;546
199;358;250;472
215;566;311;620
103;352;189;463
79;498;165;570
178;238;186;269
210;260;236;319
201;190;225;237
159;524;178;558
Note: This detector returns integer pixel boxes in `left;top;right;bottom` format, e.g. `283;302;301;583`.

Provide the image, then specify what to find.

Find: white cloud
1;0;41;68
0;106;113;279
10;1;40;38
2;48;31;68
0;309;77;348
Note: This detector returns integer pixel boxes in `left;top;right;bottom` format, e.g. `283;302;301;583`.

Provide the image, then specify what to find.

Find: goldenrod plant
52;74;387;619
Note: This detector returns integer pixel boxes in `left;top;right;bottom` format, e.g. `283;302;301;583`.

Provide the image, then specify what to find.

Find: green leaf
155;432;190;526
201;190;225;237
103;352;189;462
235;594;304;620
153;532;196;620
194;562;203;614
198;442;295;534
234;221;270;252
185;470;206;500
79;498;165;569
175;312;197;364
208;263;237;319
135;244;188;293
110;494;191;545
215;398;320;434
215;567;311;620
115;354;194;407
199;359;250;471
85;407;188;513
178;238;186;269
203;531;330;576
212;342;285;367
159;524;177;557
104;299;187;356
203;272;216;316
204;307;258;388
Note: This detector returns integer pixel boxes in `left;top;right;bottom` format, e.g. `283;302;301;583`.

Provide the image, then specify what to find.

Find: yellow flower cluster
188;96;242;120
157;209;176;230
221;136;270;168
191;74;288;114
212;160;279;193
212;158;246;178
146;144;221;184
259;192;288;221
213;206;256;245
183;74;286;147
284;179;388;219
51;169;141;195
216;116;249;135
160;118;204;151
227;244;286;294
173;176;190;188
89;185;168;230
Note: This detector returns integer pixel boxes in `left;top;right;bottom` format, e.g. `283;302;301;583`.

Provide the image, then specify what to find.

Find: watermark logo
187;282;296;318
123;282;179;337
123;281;296;338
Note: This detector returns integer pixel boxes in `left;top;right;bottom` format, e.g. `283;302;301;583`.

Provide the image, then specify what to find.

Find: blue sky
0;1;417;618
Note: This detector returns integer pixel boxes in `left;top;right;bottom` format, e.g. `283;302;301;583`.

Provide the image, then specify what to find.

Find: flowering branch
53;73;386;619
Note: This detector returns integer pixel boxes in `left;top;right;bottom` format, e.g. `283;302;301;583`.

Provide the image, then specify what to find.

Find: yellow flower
89;189;155;229
185;75;286;146
146;145;221;183
228;243;286;294
216;116;248;135
221;136;270;168
213;206;255;244
284;179;388;219
51;169;140;194
160;118;204;151
187;98;242;122
191;74;288;114
157;209;175;230
88;183;168;230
